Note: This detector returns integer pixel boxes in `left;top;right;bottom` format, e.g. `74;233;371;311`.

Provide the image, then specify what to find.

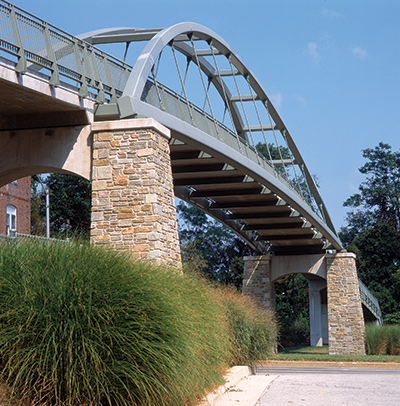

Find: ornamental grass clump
365;324;400;355
0;239;229;406
216;286;278;366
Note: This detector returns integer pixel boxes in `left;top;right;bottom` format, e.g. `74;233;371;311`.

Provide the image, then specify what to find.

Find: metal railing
143;78;320;215
0;0;131;102
359;278;383;325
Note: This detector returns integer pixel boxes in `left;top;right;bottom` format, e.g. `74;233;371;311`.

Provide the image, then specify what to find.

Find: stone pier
326;252;365;355
242;253;366;355
242;256;274;312
90;118;181;267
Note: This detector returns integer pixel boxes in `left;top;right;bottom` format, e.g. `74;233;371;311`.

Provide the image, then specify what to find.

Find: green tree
341;142;400;245
340;142;400;323
31;175;47;236
347;222;400;321
274;274;310;346
177;200;251;288
256;142;319;211
32;173;91;239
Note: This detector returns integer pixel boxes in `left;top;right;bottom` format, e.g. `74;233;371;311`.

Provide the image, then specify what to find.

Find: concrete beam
271;254;326;282
0;125;92;186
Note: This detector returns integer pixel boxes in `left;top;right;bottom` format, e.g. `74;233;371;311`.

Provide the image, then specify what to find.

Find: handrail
358;278;383;325
0;0;131;102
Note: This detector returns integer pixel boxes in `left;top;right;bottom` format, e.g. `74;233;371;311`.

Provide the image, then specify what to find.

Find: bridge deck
170;140;325;255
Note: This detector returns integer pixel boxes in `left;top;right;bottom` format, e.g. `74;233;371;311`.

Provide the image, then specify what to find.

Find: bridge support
243;253;365;355
242;256;275;313
326;252;365;355
309;279;328;347
90;119;181;267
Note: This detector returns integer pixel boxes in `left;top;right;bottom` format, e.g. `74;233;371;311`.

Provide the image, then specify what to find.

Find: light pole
37;176;50;239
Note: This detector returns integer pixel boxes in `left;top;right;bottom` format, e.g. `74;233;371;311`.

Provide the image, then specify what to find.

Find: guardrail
0;0;131;102
359;278;383;325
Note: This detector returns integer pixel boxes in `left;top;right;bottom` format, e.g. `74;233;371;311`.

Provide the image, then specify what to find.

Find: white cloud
292;93;307;107
270;92;282;109
352;46;368;60
307;42;320;62
321;8;344;19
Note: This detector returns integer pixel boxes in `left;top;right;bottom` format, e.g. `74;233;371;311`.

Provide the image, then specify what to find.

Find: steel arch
80;23;343;253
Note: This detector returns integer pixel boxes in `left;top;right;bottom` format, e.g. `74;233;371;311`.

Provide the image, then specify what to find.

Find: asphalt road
255;367;400;406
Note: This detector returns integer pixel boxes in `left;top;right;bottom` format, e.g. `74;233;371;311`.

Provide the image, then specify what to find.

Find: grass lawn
272;344;400;363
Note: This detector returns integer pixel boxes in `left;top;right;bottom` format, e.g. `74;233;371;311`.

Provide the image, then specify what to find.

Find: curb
199;366;251;406
262;359;400;369
199;366;277;406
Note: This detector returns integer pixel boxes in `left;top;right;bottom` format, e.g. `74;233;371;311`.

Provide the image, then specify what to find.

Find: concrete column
326;252;365;355
90;118;181;268
309;279;326;347
242;255;274;313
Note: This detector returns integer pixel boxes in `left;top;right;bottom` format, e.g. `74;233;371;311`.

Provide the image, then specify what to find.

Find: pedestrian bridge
0;2;382;352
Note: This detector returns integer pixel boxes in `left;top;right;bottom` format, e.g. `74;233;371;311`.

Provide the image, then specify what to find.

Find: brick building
0;177;31;236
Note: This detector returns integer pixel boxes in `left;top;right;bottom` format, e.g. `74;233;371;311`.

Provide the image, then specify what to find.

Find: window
6;205;16;236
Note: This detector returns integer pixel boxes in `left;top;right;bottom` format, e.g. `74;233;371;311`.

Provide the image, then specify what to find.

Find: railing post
43;22;60;86
102;52;117;102
72;39;88;97
9;4;26;73
89;48;105;103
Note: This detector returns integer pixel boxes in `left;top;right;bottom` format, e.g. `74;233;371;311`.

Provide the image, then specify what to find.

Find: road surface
255;366;400;406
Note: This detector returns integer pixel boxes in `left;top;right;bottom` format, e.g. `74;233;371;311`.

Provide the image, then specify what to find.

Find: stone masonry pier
90;119;181;267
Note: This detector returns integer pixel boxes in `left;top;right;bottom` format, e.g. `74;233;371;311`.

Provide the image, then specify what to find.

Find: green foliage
216;287;278;367
177;200;251;288
365;324;389;355
340;143;400;323
278;316;310;348
345;222;400;320
0;240;231;406
275;344;400;362
274;274;310;347
32;174;91;239
341;142;400;244
31;175;47;236
0;239;279;406
365;324;400;356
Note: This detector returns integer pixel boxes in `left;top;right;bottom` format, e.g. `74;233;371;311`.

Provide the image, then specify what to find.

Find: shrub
365;324;400;355
365;324;388;355
216;286;278;366
0;239;229;406
278;316;310;348
386;325;400;355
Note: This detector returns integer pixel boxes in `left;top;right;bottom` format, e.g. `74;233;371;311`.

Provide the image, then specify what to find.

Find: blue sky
13;0;400;231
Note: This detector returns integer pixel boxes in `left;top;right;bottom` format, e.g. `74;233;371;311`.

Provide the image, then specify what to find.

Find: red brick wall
0;177;31;235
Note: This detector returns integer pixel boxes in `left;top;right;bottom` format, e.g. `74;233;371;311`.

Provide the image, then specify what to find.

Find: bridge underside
170;137;326;256
0;58;91;131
